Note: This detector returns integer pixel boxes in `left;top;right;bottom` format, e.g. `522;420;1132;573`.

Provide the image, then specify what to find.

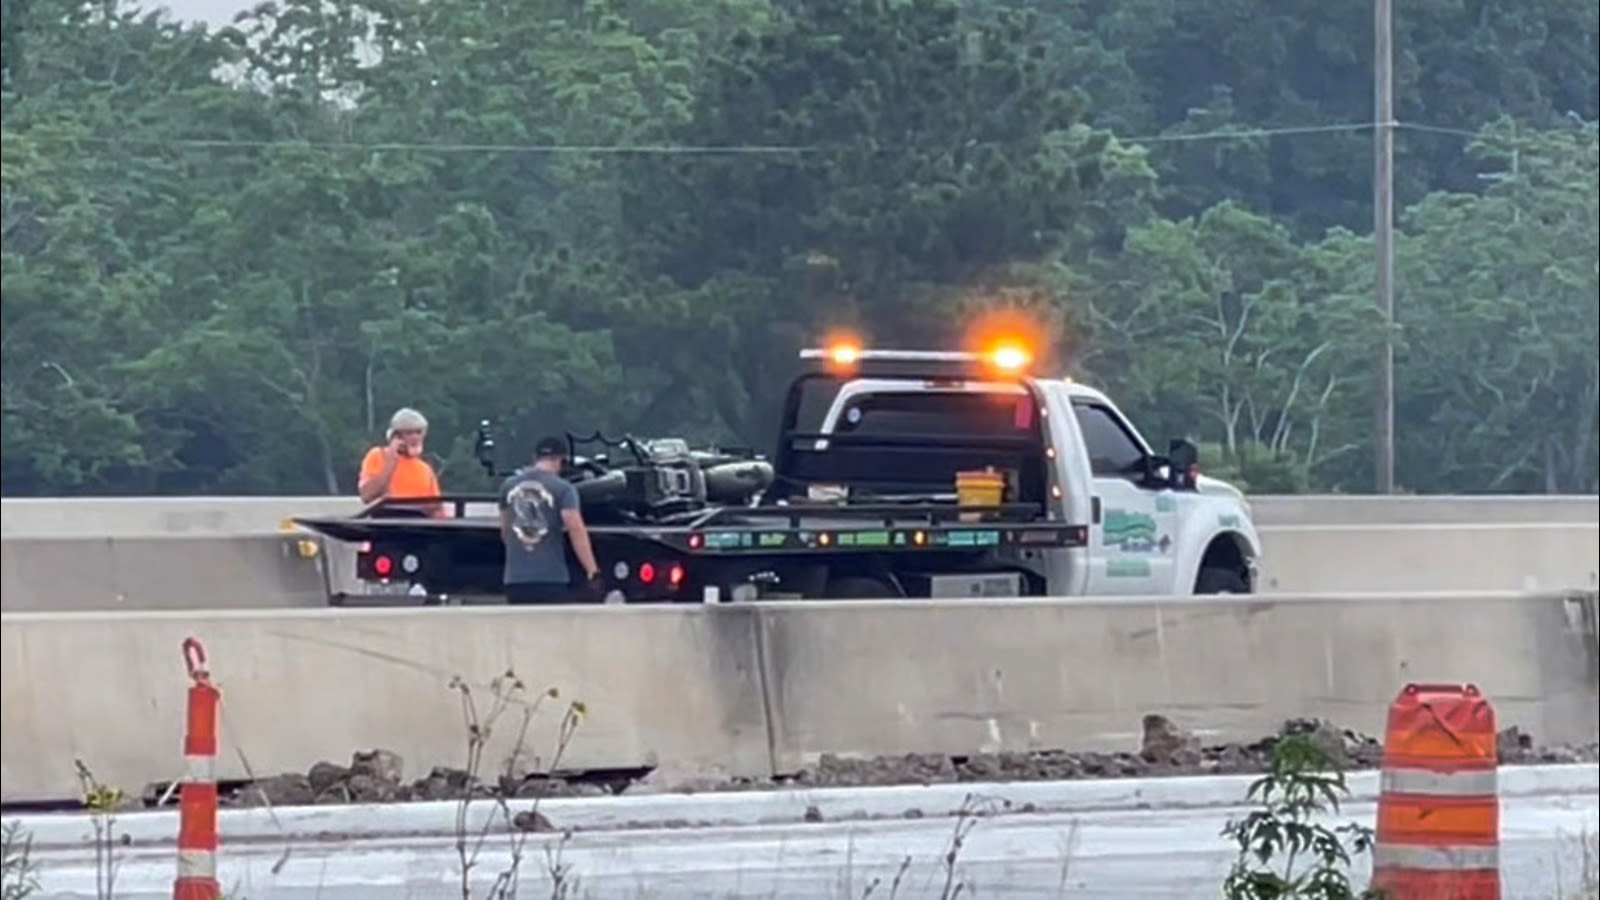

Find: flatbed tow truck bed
290;345;1130;603
294;496;1087;602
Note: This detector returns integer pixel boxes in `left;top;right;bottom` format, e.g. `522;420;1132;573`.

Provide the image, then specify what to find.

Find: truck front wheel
1194;566;1249;594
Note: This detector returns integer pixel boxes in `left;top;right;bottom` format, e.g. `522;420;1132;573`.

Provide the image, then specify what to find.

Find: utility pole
1373;0;1397;493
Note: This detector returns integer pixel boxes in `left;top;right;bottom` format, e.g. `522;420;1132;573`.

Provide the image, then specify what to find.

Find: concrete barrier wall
4;522;1594;612
4;591;1595;803
0;536;335;612
1256;523;1600;593
1248;494;1600;526
0;606;770;803
0;497;362;538
4;494;1596;538
757;592;1599;772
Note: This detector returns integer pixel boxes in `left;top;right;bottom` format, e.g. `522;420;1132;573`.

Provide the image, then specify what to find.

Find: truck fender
1173;518;1263;595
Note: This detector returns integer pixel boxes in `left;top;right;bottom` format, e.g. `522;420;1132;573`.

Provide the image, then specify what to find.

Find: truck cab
785;345;1261;596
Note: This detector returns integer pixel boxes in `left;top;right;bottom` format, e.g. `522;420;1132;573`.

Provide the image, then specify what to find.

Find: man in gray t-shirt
498;436;601;604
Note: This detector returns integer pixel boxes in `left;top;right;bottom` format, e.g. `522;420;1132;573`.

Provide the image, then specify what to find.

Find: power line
0;120;1446;155
39;136;820;155
2;119;1568;155
1127;122;1373;143
1398;122;1485;139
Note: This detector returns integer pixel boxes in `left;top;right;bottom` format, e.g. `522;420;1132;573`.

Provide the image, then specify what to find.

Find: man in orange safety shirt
358;407;444;516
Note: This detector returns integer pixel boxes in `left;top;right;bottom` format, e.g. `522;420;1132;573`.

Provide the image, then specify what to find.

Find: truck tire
823;576;902;599
1195;566;1249;595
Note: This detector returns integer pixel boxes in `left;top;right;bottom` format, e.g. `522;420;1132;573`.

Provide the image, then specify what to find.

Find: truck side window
1072;402;1146;477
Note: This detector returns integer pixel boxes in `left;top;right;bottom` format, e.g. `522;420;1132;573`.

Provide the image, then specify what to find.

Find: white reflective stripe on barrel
1380;767;1498;796
176;848;217;879
184;753;216;783
1373;843;1500;871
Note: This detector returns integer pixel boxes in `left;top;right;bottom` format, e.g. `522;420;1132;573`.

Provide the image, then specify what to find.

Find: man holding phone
358;407;444;516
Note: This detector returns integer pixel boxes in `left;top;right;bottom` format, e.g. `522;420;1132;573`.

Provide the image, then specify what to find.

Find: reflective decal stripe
1373;843;1500;871
176;848;217;879
1380;767;1498;796
184;753;216;784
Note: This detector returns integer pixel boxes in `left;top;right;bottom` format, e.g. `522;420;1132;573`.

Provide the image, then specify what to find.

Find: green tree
1391;120;1599;493
1074;201;1376;487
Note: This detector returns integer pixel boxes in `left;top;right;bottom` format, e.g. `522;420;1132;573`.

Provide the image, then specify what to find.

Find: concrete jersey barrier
2;520;1597;612
0;535;336;613
1255;522;1600;593
3;494;1596;539
0;604;771;803
755;591;1600;772
1247;494;1599;526
2;590;1596;804
0;497;363;538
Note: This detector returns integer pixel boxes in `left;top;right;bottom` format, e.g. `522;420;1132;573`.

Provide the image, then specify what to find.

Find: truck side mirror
1167;439;1199;488
474;419;497;477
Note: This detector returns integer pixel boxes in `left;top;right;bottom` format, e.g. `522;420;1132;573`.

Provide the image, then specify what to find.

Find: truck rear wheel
823;576;903;599
1195;566;1249;595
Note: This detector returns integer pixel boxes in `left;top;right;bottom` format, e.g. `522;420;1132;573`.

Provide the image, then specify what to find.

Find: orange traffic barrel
1371;682;1500;900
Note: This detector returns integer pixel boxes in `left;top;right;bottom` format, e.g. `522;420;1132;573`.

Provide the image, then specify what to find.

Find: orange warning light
987;343;1032;372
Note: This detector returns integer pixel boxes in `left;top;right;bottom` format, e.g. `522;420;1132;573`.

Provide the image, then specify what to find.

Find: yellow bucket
955;469;1005;520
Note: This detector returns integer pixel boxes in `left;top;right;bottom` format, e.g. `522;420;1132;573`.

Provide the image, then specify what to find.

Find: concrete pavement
18;777;1598;899
16;763;1595;844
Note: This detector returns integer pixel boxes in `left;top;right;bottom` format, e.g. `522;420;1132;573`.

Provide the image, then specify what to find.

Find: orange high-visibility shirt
359;447;440;500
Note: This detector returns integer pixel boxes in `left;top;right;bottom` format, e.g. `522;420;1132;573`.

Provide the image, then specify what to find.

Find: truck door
1070;400;1178;595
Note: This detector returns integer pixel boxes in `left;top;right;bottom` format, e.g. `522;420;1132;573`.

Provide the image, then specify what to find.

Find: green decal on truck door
1102;509;1157;551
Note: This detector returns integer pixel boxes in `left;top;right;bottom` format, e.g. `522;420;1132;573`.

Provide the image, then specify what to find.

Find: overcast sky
155;0;247;28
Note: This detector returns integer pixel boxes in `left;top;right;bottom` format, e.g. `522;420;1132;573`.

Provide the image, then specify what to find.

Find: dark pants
505;581;583;605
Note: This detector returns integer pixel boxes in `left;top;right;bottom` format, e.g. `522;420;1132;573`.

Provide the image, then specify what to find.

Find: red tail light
638;562;657;584
373;554;394;577
668;564;685;587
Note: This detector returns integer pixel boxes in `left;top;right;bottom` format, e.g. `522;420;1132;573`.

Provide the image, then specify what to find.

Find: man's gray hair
389;407;428;433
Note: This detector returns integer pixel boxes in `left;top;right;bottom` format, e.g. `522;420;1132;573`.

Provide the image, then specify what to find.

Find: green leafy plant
1220;733;1384;900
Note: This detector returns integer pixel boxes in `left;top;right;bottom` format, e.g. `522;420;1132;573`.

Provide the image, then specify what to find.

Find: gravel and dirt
218;717;1599;809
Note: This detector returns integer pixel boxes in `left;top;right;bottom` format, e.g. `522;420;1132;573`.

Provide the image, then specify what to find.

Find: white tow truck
295;343;1262;601
797;345;1262;597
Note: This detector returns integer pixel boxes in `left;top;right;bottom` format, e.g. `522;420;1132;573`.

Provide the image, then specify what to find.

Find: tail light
668;564;685;587
638;562;657;584
373;554;394;577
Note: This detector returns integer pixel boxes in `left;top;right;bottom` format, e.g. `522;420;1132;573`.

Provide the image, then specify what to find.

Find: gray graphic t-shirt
499;468;580;585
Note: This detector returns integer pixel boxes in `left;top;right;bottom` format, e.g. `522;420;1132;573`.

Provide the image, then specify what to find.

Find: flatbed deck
294;498;1088;557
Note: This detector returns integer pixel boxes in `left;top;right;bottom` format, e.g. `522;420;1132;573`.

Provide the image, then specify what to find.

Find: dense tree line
2;0;1596;496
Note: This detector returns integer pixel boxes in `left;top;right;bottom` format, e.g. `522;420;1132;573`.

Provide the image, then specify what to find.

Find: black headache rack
768;347;1055;506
